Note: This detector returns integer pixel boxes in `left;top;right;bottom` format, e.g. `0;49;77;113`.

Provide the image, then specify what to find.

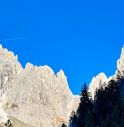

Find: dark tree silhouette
94;78;124;127
69;76;124;127
69;111;77;127
61;123;67;127
69;84;95;127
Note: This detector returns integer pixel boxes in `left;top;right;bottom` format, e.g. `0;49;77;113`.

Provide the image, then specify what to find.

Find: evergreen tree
69;84;95;127
69;77;124;127
61;123;67;127
69;111;77;127
94;78;124;127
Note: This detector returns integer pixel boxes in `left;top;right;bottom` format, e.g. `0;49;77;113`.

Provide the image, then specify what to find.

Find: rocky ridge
0;45;79;127
0;44;123;127
89;46;124;99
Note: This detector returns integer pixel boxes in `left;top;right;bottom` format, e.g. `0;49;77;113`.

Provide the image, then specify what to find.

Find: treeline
69;76;124;127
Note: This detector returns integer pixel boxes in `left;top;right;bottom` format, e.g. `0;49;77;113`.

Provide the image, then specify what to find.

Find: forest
69;74;124;127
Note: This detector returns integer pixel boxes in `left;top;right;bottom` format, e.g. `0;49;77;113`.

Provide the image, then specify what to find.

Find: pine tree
69;77;124;127
69;84;95;127
69;111;77;127
94;78;124;127
61;123;67;127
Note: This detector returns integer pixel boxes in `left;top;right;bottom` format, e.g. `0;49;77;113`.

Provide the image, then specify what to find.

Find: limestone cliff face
5;64;76;127
0;45;22;95
89;46;124;99
117;47;124;77
89;73;108;99
0;45;79;127
0;45;22;124
1;44;124;126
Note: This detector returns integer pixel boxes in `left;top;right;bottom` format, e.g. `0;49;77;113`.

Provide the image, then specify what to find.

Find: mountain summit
0;45;79;127
117;46;124;77
89;46;124;99
0;44;123;127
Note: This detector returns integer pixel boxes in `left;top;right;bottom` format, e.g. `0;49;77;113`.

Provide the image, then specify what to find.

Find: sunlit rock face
0;45;79;127
0;45;22;95
0;45;22;124
5;64;77;127
89;46;124;100
1;44;124;126
89;73;108;99
117;47;124;77
0;44;22;99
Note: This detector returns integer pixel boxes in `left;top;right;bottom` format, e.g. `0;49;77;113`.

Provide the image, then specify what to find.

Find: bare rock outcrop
0;45;79;127
89;46;124;99
89;73;108;99
0;45;22;124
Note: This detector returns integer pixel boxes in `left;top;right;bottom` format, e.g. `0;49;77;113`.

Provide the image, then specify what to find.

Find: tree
69;84;95;127
94;78;124;127
69;111;77;127
69;77;124;127
61;123;67;127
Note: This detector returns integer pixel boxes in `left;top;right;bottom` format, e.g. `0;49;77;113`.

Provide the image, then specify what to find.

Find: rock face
0;45;22;96
5;65;75;127
117;47;124;77
1;44;124;126
89;73;108;99
0;45;79;127
89;46;124;99
0;45;22;124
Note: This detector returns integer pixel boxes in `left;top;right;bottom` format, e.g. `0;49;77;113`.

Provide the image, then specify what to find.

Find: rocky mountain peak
0;45;23;124
89;73;108;99
57;70;69;86
0;44;79;127
25;63;34;70
0;45;22;89
89;46;124;99
0;44;18;63
117;46;124;77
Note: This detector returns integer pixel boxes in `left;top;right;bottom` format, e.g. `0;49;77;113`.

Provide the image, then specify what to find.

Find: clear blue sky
0;0;124;94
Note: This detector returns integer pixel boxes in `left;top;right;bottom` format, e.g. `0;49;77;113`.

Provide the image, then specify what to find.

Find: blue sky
0;0;124;94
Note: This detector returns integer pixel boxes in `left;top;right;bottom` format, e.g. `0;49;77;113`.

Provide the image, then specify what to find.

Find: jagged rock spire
117;46;124;77
89;45;124;99
89;73;108;99
0;44;79;127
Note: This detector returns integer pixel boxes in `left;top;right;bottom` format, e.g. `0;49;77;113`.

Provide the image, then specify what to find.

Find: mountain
0;45;79;127
89;46;124;99
0;44;123;127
